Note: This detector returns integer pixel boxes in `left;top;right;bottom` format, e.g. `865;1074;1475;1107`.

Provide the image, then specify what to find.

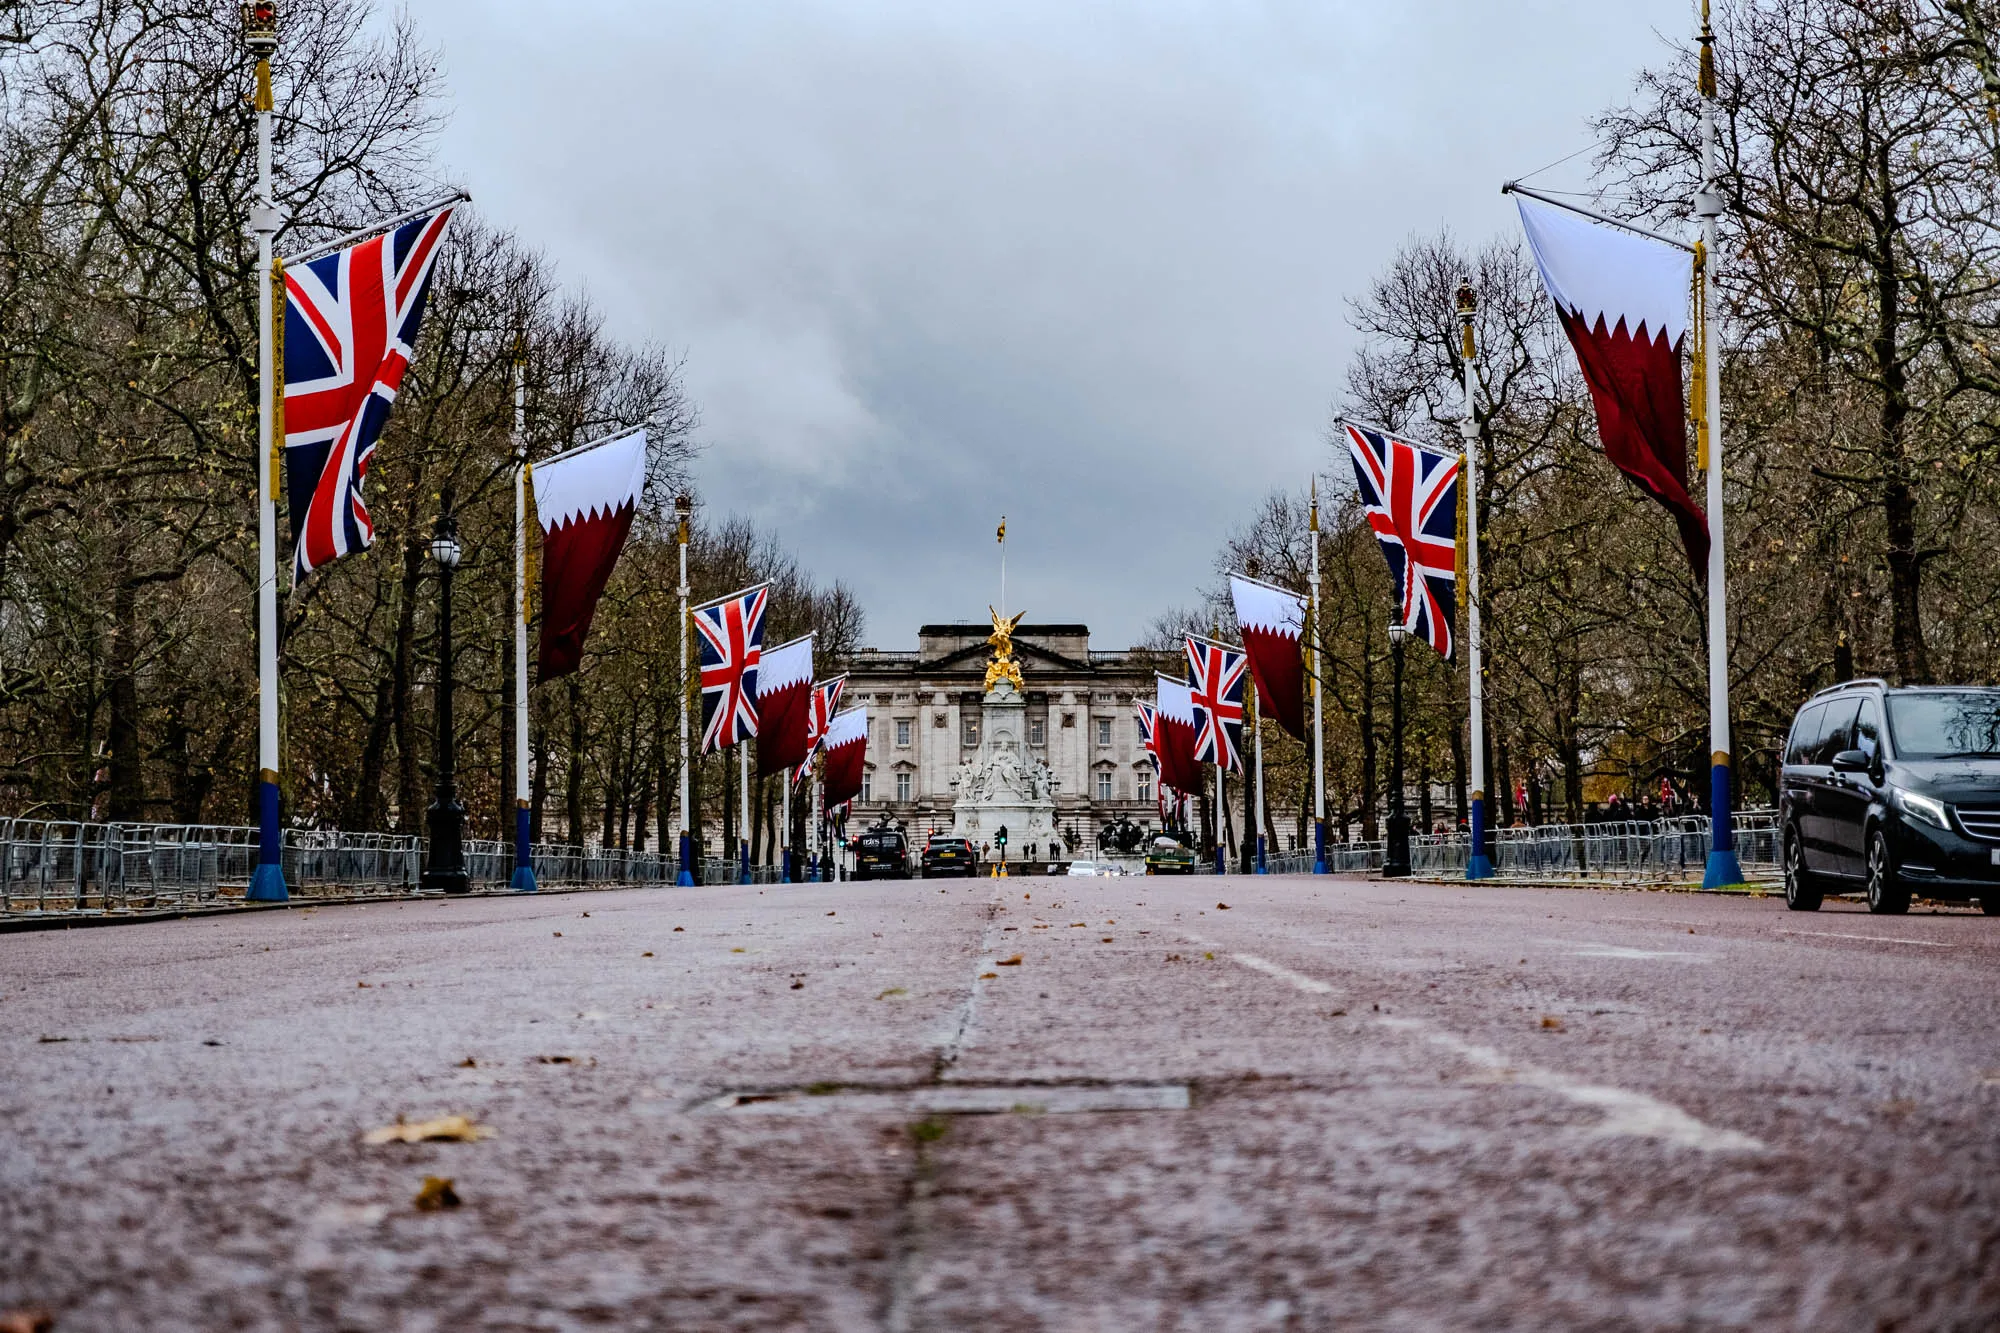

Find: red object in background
1230;574;1308;741
531;430;646;680
755;634;815;777
820;708;869;810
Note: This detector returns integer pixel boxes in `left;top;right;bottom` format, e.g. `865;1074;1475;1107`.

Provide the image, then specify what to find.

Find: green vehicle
1145;836;1197;875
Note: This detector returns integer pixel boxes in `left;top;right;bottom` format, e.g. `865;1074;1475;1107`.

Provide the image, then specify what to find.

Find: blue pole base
676;870;696;886
510;865;539;893
1466;854;1495;881
1255;835;1267;874
739;846;752;886
1313;820;1327;875
677;832;695;886
247;862;288;903
1214;847;1226;876
1702;848;1747;890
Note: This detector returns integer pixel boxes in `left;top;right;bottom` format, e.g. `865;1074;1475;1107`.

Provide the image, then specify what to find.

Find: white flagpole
1697;3;1743;888
1458;284;1493;881
676;498;694;885
739;744;752;884
511;349;537;891
246;16;286;902
1310;482;1326;873
1253;681;1267;873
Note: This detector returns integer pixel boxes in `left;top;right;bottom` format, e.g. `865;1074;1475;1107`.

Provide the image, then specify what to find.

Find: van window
1812;699;1860;765
1854;698;1883;762
1785;702;1827;765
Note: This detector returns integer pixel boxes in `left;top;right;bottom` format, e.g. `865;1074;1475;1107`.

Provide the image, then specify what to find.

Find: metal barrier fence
1297;809;1781;883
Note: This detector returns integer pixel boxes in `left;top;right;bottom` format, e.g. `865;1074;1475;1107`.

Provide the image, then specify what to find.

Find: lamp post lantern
422;500;469;894
1384;621;1412;878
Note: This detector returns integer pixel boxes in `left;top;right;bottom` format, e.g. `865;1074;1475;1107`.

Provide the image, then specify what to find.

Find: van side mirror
1831;748;1871;773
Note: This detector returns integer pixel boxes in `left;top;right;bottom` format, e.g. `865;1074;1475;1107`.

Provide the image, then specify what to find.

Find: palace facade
843;623;1161;850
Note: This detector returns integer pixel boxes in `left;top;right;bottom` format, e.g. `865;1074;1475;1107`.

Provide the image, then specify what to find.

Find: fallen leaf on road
580;912;590;918
978;972;998;979
997;954;1024;966
877;988;908;999
357;981;370;988
412;1176;461;1211
1540;1016;1564;1031
363;1115;490;1145
36;1036;70;1044
553;932;562;938
1101;937;1114;943
0;1307;54;1333
673;926;684;932
642;951;654;958
790;981;804;990
456;1057;477;1068
826;911;836;916
731;947;746;953
534;1055;573;1065
1216;903;1230;910
1069;922;1086;928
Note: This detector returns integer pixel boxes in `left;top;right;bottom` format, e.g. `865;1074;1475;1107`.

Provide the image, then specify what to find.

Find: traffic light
996;825;1009;847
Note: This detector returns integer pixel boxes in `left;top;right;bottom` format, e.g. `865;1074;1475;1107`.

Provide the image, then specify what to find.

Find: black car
921;836;978;878
853;828;911;881
1779;679;2000;914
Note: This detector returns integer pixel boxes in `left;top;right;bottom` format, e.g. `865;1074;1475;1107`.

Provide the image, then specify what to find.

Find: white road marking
1201;938;1763;1153
1379;1018;1764;1153
1775;929;1952;948
1228;951;1334;994
1565;944;1711;961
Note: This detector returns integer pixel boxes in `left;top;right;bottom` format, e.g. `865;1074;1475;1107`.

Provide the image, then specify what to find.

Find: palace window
963;718;981;747
1137;769;1153;803
1095;770;1113;802
1097;718;1113;747
1029;717;1045;747
896;772;912;802
896;719;912;747
861;771;873;802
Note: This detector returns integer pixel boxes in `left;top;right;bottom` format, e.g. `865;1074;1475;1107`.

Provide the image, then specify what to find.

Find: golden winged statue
984;606;1026;694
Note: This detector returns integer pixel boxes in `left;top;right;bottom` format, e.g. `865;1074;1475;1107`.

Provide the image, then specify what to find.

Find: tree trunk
566;675;586;845
104;566;143;822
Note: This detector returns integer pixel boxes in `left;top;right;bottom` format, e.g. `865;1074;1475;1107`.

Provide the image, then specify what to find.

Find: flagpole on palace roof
1310;480;1327;874
511;345;538;892
1696;1;1746;889
1459;283;1494;881
244;4;287;903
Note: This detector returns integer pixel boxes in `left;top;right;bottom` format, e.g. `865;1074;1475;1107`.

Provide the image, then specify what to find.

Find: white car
1066;860;1101;877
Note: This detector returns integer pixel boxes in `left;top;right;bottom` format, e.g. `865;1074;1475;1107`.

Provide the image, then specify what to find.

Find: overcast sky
417;0;1684;649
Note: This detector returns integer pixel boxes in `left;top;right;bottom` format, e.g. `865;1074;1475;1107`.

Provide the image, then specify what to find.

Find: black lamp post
422;500;469;894
1384;621;1412;877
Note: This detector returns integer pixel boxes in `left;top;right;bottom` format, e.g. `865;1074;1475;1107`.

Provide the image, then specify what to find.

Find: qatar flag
755;633;815;778
820;706;869;810
532;429;646;679
1153;675;1203;798
1229;573;1307;742
1516;197;1708;578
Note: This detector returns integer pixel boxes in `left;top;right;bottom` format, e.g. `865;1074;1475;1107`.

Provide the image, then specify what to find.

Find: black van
1779;679;2000;914
852;828;911;881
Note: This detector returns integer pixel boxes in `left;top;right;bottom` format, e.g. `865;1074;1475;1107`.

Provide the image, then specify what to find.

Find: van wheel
1782;825;1822;912
1865;829;1910;915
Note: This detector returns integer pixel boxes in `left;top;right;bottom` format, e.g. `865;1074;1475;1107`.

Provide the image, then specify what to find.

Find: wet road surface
4;875;1999;1329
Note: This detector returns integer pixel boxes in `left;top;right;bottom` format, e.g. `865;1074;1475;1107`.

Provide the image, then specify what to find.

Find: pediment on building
925;638;1092;674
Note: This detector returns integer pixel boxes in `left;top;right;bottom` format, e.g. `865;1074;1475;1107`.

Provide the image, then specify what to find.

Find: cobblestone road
4;875;1998;1329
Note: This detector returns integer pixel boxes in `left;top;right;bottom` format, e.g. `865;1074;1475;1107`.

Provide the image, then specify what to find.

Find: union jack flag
796;675;848;785
1185;635;1248;772
283;207;454;580
1344;421;1461;658
696;583;769;753
1134;700;1159;776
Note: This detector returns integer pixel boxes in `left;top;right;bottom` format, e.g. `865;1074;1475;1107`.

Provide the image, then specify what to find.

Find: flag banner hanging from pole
1134;700;1160;777
1185;635;1248;773
1229;573;1308;742
696;582;769;754
1515;196;1709;578
795;675;848;785
531;429;646;680
283;206;455;580
1154;674;1204;796
820;706;870;810
1344;421;1461;659
755;634;815;777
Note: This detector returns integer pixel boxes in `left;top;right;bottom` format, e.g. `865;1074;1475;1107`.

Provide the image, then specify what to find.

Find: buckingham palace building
842;622;1161;848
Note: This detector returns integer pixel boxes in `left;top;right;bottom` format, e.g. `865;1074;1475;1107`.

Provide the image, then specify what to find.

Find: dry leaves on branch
412;1176;461;1210
363;1115;491;1145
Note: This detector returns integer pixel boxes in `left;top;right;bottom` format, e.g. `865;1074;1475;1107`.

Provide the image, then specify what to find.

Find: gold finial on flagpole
1309;476;1319;534
1698;0;1716;100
